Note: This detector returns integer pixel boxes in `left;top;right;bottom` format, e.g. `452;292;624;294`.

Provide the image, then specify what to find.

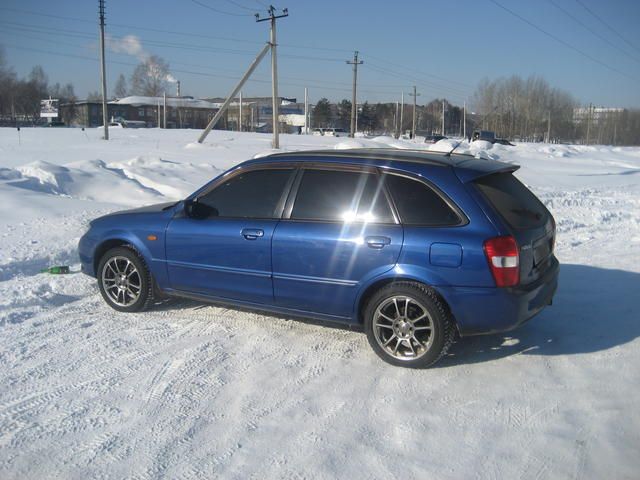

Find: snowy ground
0;127;639;479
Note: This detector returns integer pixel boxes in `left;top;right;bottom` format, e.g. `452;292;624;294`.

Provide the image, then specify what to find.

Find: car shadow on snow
147;264;639;367
439;263;640;367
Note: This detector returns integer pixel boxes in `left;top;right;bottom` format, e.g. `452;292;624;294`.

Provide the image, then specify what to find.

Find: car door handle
365;236;391;249
241;228;264;240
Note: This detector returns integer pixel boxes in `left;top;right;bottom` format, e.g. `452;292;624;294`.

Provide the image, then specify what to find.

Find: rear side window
199;168;293;218
385;174;461;226
474;172;547;229
291;169;394;223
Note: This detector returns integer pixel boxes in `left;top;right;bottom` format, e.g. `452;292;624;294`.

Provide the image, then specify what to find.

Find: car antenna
445;139;465;157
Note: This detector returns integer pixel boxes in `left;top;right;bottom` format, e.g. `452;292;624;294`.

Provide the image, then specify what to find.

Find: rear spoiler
453;158;520;183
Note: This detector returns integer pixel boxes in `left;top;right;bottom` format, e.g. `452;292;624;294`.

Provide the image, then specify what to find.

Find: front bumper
437;257;559;336
78;232;98;277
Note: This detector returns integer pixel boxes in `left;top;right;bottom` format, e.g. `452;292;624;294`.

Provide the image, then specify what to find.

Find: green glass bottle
41;266;71;274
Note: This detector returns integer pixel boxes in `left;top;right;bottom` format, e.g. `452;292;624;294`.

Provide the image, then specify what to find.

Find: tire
363;282;455;368
97;246;153;312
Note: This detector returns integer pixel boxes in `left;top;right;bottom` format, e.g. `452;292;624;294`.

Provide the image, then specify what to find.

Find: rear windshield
474;172;547;229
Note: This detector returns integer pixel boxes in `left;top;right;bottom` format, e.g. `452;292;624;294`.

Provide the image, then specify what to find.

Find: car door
272;166;403;319
165;166;295;304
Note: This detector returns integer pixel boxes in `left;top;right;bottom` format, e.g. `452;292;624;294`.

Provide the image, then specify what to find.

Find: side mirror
184;199;218;219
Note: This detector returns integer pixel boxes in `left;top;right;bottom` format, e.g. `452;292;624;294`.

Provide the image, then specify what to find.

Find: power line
365;63;470;97
363;52;474;89
189;0;253;17
574;0;640;55
0;29;411;97
547;0;640;64
0;8;476;102
1;43;423;101
488;0;639;82
363;63;470;100
221;0;257;12
0;21;467;98
0;5;482;93
0;7;353;53
0;21;345;62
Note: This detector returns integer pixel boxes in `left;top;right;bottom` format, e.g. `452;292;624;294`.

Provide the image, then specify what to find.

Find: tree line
472;75;640;145
0;47;174;126
0;47;78;126
1;45;639;145
311;75;640;145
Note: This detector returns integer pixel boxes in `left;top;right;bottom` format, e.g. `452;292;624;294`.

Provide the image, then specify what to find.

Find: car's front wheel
364;282;455;368
97;246;153;312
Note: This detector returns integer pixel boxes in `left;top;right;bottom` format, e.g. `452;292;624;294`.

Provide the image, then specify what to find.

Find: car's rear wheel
364;282;455;368
97;246;153;312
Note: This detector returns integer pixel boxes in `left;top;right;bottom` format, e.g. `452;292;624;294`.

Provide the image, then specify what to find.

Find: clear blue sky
1;0;639;108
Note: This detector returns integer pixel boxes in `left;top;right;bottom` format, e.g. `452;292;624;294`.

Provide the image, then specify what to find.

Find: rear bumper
437;257;559;336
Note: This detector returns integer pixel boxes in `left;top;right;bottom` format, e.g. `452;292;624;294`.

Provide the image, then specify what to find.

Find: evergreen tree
312;98;332;128
336;99;351;130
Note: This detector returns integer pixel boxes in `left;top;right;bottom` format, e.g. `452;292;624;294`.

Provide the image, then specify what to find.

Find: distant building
60;96;220;128
61;95;305;131
205;96;304;133
573;106;625;123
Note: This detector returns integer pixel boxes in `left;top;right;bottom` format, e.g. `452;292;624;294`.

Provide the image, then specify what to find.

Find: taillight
484;235;519;287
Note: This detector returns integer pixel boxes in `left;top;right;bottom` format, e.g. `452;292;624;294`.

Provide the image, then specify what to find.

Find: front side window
198;168;293;219
291;169;394;223
385;174;461;226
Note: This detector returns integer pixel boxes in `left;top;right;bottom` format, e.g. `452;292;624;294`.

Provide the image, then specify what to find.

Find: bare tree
472;75;578;142
130;55;170;96
114;73;128;98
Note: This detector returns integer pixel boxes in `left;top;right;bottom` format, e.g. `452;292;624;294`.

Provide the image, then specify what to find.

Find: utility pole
198;43;271;143
98;0;109;140
586;103;592;145
177;80;181;97
163;91;167;129
441;100;445;136
239;91;243;132
304;87;308;134
256;6;288;149
463;101;466;139
394;101;399;138
409;86;420;139
157;99;160;128
400;91;404;137
346;51;363;138
547;110;551;143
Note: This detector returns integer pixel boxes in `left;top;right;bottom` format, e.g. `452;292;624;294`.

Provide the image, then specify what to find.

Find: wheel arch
93;233;152;275
355;274;459;334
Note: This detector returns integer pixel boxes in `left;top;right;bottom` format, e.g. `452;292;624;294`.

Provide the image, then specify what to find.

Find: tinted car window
386;174;460;226
199;168;293;218
291;169;394;223
474;172;548;229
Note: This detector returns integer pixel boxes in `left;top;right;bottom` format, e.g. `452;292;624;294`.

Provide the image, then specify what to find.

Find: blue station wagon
79;149;559;367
